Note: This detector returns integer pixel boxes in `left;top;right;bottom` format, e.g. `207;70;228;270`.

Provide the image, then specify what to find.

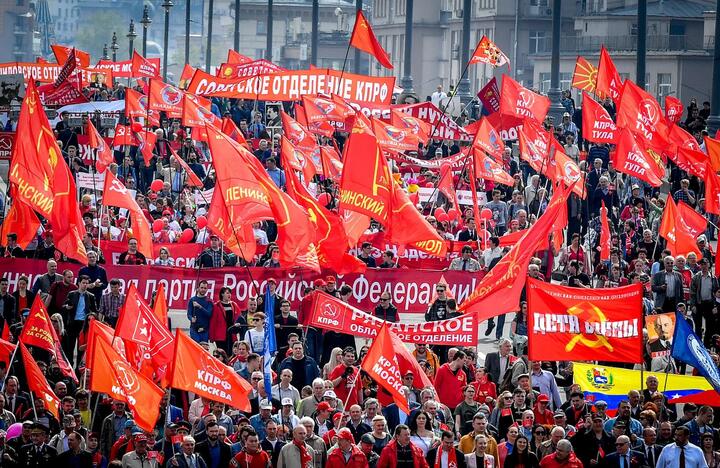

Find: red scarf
293;439;312;467
434;444;458;468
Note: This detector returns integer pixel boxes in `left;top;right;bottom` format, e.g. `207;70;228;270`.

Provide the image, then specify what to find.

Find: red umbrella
668;390;720;405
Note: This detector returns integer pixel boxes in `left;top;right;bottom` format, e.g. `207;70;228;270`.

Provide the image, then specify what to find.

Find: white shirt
656;442;707;468
254;228;269;245
431;91;448;108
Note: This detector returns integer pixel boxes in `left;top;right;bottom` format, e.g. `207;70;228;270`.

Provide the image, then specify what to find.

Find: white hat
281;398;293;406
260;399;273;410
323;390;337;399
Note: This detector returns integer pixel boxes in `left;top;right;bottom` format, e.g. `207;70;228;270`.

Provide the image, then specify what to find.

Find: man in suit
4;376;29;420
0;278;15;336
457;218;479;242
647;315;674;356
586;158;605;194
484;338;515;386
605;435;648;468
62;275;98;365
56;431;93;466
688;258;719;342
196;422;231;468
651;257;684;312
382;387;420;432
634;427;663;468
168;436;207;468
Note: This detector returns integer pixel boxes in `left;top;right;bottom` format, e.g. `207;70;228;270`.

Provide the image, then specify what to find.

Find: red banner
76;134;114;164
0;62;112;85
95;58;161;78
216;59;285;79
0;132;14;160
309;291;477;345
527;278;643;363
1;258;483;314
396;102;471;141
186;68;395;104
477;77;501;114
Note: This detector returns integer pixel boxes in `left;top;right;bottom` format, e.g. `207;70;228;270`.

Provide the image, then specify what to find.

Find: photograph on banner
645;312;675;359
265;102;282;128
526;278;643;363
0;74;24;109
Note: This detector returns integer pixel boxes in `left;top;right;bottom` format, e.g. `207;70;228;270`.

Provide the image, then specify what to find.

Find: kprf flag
349;10;393;69
20;297;77;383
20;343;60;418
149;79;183;118
499;74;550;122
616;80;669;149
613;128;664;187
665;96;684;124
704;163;720;215
581;92;616;144
471;117;505;160
469;36;509;68
596;46;622;103
527;278;643;363
88;335;163;432
169;330;252;411
473;149;514;187
571;56;597;93
361;325;410;413
671;312;720;394
131;51;159;78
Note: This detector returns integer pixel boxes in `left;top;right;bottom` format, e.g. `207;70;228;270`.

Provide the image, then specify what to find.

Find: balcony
531;34;711;55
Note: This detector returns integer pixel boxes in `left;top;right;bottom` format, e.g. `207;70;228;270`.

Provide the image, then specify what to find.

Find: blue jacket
187;295;213;330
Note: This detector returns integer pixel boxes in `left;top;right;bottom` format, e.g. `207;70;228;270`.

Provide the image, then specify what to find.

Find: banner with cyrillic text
309;291;478;345
527;278;643;363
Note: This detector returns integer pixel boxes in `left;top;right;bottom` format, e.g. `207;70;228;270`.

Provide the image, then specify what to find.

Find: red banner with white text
310;291;478;345
1;258;485;314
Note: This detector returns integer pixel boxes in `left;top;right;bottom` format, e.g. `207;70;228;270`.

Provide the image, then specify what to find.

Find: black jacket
195;439;232;468
374;304;398;322
62;290;98;325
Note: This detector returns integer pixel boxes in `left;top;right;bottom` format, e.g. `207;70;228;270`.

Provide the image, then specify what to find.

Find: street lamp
102;44;109;60
185;0;190;65
140;5;152;57
127;19;137;60
162;0;173;81
111;32;119;61
206;0;214;71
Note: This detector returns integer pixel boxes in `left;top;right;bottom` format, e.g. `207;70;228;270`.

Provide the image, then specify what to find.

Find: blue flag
671;312;720;394
262;288;277;398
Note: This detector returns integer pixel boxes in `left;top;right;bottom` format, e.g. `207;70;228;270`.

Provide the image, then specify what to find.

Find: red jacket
209;300;242;342
377;440;429;468
539;451;584;468
326;445;369;468
433;363;467;410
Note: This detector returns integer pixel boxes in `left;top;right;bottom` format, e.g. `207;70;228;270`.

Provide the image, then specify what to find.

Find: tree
74;11;126;61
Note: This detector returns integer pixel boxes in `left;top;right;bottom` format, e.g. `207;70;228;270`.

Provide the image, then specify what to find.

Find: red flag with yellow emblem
571;56;597;93
526;278;643;363
349;11;393;69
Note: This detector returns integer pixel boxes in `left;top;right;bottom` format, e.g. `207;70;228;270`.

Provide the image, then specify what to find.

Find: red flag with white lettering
581;92;617;144
499;74;550;122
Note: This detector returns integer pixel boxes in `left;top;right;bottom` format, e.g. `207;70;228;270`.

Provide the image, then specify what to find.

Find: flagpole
30;394;38;420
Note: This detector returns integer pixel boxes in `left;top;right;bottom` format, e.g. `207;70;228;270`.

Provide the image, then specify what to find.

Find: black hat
360;433;376;445
31;423;49;433
176;420;192;432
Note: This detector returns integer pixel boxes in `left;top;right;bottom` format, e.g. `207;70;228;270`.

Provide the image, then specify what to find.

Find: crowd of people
0;58;718;467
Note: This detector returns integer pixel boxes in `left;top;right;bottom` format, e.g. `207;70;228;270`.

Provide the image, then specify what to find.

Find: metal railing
532;34;711;54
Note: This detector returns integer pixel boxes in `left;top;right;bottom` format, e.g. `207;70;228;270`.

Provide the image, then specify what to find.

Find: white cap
281;398;294;406
323;390;337;399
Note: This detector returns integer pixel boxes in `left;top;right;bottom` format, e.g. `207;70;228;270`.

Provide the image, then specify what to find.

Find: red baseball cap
336;428;354;443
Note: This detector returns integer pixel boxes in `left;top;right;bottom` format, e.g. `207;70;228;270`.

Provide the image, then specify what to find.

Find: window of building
529;31;546;54
395;0;406;16
375;0;387;18
657;73;672;102
257;20;266;35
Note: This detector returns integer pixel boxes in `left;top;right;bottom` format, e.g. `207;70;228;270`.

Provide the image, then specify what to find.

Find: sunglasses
380;298;390;302
251;377;262;381
436;289;445;293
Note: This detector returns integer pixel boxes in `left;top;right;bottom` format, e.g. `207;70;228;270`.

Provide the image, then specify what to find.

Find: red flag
283;151;367;274
206;124;320;270
665;95;684;124
518;118;551;174
149;79;183;118
659;197;705;257
372;118;420;153
181;93;220;128
282;136;316;183
168;146;204;188
112;124;138;146
221;117;250;149
437;162;459;208
0;200;40;249
85;319;125;371
386;181;448;257
527;278;643;363
125;88;160;127
471;117;505;160
390;109;431;144
705;164;720;215
339;126;393;223
170;330;252;411
131;51;159;78
102;171;153;258
226;49;253;64
459;183;573;318
349;11;393;69
319;146;343;180
581;92;616;144
673;147;708;179
599;201;611;261
52;161;89;264
300;97;339;137
282;110;317;152
52;47;78;88
19;297;77;382
596;46;623;103
361;324;410;413
88;335;163;432
616;80;669;149
115;284;174;377
613;128;664;187
705;136;720;172
205;189;257;261
19;343;60;419
473;149;514;186
571;56;597;93
0;339;15;367
499;74;550;122
134;129;158;167
51;44;91;68
178;64;196;90
86;119;113;173
469;36;510;68
554;148;585;199
153;283;169;326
